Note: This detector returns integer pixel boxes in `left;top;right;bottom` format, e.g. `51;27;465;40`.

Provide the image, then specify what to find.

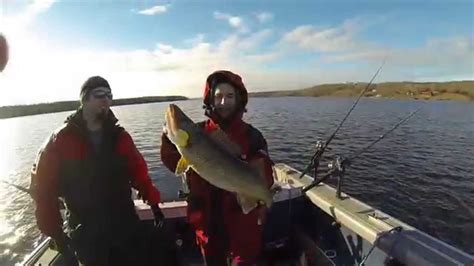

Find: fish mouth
165;104;188;137
165;104;193;148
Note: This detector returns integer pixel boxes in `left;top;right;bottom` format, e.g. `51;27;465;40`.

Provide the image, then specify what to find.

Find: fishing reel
301;140;332;179
315;140;324;151
327;156;344;173
298;61;419;200
302;155;350;199
327;155;350;174
327;156;350;199
310;141;325;177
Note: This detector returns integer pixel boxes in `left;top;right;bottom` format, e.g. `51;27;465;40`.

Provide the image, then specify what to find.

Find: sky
0;0;472;106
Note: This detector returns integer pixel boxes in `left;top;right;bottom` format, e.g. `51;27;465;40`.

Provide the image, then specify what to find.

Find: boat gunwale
273;163;474;265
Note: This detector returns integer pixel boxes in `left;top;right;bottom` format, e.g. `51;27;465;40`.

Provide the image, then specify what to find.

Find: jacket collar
66;108;119;133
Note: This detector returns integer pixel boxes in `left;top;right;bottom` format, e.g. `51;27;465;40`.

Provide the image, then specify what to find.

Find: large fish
164;104;273;214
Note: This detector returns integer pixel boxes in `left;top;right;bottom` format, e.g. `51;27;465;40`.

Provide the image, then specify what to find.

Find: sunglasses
91;91;113;100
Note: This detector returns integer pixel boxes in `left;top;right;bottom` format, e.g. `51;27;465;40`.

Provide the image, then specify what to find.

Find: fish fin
175;129;190;148
209;129;241;156
175;157;190;175
236;195;259;214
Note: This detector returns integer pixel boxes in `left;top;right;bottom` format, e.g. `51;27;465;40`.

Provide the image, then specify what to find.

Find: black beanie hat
80;76;111;102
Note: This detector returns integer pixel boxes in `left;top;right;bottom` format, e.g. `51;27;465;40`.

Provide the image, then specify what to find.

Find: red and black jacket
30;109;161;240
160;70;274;262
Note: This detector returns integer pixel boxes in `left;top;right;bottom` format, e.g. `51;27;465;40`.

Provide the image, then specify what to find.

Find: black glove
151;204;165;228
52;234;78;265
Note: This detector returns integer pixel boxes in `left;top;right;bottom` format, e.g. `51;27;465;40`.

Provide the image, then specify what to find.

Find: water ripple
0;98;473;264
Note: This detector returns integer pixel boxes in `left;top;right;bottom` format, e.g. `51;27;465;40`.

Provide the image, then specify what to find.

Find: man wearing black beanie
30;76;169;265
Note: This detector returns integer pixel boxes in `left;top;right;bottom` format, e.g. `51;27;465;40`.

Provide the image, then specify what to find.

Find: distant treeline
250;81;474;101
0;96;188;119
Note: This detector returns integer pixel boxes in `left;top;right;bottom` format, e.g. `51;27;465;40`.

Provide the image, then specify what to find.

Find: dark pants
201;240;260;266
70;222;177;266
204;256;259;266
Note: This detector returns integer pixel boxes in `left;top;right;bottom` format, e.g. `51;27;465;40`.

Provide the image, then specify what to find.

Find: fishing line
302;107;421;193
300;59;387;179
346;107;421;163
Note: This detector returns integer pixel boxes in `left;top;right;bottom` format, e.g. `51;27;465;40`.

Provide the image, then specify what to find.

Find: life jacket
56;110;138;234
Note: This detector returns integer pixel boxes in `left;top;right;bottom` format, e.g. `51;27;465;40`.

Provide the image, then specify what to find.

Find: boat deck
22;163;474;266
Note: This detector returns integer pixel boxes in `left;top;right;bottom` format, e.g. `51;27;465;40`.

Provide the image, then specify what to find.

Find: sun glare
0;119;19;178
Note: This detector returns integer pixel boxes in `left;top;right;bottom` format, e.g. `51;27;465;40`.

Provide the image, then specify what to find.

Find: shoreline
249;81;473;102
249;94;473;102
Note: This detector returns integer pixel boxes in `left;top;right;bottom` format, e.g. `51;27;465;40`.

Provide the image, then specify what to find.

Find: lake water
0;97;473;264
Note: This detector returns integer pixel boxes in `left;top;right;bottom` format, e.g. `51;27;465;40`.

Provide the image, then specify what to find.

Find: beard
95;108;109;121
213;106;240;129
215;106;235;119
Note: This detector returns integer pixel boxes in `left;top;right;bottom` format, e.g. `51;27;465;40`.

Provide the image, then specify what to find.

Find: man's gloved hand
151;204;165;228
51;233;70;252
51;233;78;265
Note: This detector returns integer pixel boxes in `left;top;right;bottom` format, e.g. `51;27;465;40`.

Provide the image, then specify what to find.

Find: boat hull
22;163;474;266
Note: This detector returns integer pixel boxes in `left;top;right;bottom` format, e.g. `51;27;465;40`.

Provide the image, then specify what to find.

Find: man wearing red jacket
30;76;166;265
161;70;274;265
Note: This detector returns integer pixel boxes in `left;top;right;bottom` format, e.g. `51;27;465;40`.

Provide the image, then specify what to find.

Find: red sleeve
30;135;63;240
160;133;181;173
119;131;161;205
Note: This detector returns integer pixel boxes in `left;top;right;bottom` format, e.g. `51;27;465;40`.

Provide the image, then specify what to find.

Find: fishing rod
299;59;386;179
2;180;67;211
2;180;31;194
302;107;421;194
346;107;421;163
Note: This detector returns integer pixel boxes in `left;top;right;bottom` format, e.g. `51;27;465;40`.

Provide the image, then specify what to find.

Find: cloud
234;29;273;50
213;11;248;32
184;34;205;46
324;36;473;77
25;0;57;16
1;30;471;106
229;17;243;28
1;5;471;106
255;12;273;23
244;52;281;63
0;26;282;105
278;15;472;79
280;16;391;54
150;30;275;71
156;43;174;54
1;0;57;30
137;5;168;15
281;19;364;52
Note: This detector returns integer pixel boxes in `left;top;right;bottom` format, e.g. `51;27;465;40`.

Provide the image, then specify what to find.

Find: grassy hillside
0;96;188;119
250;81;474;101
